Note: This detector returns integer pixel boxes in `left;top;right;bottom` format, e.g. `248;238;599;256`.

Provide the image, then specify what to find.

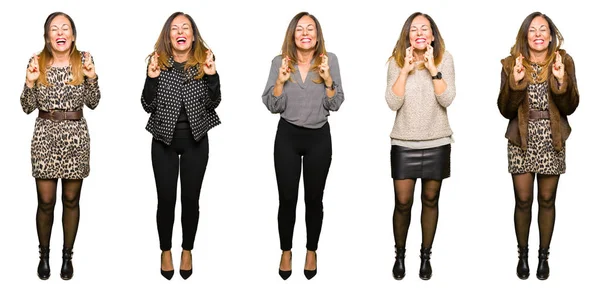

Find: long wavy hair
389;12;445;70
510;12;563;83
149;12;210;79
280;12;326;83
37;12;83;86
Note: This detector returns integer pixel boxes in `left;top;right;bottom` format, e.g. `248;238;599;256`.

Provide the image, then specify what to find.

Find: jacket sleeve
497;56;528;119
549;53;579;116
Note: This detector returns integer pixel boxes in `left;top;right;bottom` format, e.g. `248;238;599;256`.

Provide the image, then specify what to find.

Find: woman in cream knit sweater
385;12;455;281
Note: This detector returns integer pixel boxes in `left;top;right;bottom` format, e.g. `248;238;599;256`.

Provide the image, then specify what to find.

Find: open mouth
415;38;427;44
56;38;67;45
176;37;187;44
301;37;311;43
534;39;544;44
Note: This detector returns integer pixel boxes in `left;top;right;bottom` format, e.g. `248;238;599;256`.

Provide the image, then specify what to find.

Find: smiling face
294;15;317;51
170;14;194;55
408;15;434;51
527;16;552;54
47;15;74;54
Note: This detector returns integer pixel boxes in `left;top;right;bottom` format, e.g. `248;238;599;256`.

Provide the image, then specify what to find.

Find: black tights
392;179;442;249
512;173;559;249
36;178;83;249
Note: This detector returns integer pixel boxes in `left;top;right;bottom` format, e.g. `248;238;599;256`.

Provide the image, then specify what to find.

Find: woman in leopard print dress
498;12;578;281
20;12;100;281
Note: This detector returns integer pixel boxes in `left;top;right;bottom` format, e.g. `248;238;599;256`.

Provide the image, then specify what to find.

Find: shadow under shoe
279;251;292;280
180;251;193;280
536;248;550;280
304;252;317;280
392;247;406;280
419;247;432;280
160;251;174;280
60;248;74;280
516;246;530;280
37;246;50;280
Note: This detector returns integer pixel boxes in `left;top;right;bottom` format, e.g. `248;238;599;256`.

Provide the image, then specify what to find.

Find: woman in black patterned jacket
141;11;221;280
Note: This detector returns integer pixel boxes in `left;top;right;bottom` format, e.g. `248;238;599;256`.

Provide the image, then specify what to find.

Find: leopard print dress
20;56;101;179
507;64;565;175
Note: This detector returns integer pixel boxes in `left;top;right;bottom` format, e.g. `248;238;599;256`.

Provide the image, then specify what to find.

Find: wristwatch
432;72;442;80
325;81;337;90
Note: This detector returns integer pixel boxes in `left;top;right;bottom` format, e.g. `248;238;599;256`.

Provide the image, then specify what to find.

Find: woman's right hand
26;54;40;88
277;55;291;85
401;46;415;74
148;52;160;78
513;54;525;83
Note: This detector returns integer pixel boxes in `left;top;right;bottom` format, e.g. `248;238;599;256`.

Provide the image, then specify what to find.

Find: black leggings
151;129;209;251
274;118;332;251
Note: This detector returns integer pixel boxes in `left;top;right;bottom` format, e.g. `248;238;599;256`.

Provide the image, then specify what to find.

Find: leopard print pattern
20;55;100;179
507;64;565;175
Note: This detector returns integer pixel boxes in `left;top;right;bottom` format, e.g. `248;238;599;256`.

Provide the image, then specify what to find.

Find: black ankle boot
419;247;432;280
392;247;406;280
536;248;550;280
516;246;530;279
37;246;50;280
60;248;74;280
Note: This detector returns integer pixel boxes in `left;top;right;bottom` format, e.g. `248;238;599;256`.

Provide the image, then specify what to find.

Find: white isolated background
0;0;596;291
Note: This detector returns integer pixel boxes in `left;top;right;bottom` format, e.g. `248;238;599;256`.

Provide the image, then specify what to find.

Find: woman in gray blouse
385;12;456;281
262;11;344;280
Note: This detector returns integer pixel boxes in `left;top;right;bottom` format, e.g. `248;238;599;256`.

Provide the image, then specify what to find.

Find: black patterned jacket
141;57;221;145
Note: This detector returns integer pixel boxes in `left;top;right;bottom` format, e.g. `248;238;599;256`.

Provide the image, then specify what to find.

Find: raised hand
203;49;216;75
424;45;436;73
83;52;97;79
147;52;160;78
26;54;40;87
318;53;332;83
277;55;291;85
402;46;415;74
552;51;564;83
513;53;525;83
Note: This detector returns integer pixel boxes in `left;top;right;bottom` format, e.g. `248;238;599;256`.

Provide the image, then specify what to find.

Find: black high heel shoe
536;248;550;280
392;247;406;280
160;251;174;280
37;245;50;280
516;246;530;280
304;251;317;280
180;250;193;280
279;251;292;280
419;247;432;280
60;248;74;280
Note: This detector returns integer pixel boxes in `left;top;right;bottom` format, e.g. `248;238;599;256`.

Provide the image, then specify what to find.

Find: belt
529;110;549;120
38;110;83;121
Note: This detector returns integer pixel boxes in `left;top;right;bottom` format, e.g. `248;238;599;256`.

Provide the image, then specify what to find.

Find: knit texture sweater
385;51;456;141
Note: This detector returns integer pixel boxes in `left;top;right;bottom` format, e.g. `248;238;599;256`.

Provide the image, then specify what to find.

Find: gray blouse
262;52;344;128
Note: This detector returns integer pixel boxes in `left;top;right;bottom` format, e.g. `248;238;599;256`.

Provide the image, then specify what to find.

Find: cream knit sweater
385;51;455;141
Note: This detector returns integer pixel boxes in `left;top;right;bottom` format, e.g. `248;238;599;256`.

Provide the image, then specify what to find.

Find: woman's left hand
552;51;564;83
203;49;216;75
424;45;436;74
318;53;332;84
83;52;97;79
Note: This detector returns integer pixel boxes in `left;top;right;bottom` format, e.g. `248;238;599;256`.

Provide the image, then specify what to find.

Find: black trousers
151;129;209;251
274;118;332;251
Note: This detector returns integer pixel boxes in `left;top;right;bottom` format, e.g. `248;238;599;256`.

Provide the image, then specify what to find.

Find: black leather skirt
390;144;451;180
